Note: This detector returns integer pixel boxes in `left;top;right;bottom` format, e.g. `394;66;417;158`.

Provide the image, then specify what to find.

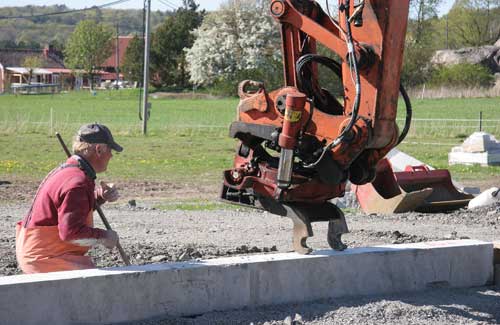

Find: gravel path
1;195;499;324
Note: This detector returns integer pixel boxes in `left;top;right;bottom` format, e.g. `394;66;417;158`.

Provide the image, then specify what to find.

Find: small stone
150;255;168;263
128;199;137;207
6;262;17;268
250;246;261;253
294;313;303;324
392;230;402;239
177;247;195;261
284;316;293;325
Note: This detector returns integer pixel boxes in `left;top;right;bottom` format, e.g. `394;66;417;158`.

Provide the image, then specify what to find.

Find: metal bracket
257;197;349;254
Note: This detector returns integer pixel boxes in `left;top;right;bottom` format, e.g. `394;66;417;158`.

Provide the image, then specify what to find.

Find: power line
0;0;132;20
162;0;182;9
157;0;177;11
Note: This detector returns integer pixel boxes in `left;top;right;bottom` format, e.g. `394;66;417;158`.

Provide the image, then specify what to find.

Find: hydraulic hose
302;0;361;168
397;83;412;145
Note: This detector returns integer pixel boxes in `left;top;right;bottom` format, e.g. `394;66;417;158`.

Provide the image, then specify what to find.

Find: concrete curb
494;242;500;287
494;241;500;264
0;240;493;324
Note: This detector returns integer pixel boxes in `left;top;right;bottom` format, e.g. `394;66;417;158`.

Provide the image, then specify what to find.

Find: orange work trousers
16;216;95;274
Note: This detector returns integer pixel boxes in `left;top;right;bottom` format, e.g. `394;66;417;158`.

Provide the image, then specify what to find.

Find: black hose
332;0;361;151
397;84;412;145
302;0;362;168
296;54;342;99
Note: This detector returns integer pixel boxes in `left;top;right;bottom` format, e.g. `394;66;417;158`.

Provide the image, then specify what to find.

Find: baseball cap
77;123;123;152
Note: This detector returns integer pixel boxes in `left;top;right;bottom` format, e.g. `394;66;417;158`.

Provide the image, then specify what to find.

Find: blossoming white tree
185;0;281;88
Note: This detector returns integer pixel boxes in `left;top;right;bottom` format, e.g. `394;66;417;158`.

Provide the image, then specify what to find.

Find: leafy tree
22;55;43;85
48;39;65;59
64;20;113;89
0;40;40;49
122;35;144;84
0;5;169;53
150;0;204;88
430;63;494;87
401;45;437;87
185;0;281;93
401;0;443;87
447;0;500;47
409;0;443;44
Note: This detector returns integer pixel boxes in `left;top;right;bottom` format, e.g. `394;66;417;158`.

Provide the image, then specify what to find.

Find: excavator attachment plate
354;158;473;214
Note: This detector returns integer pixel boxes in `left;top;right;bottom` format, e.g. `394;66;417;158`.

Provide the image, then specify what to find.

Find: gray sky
0;0;456;16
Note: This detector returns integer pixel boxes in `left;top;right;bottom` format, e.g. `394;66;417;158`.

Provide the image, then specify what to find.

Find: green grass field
0;90;499;185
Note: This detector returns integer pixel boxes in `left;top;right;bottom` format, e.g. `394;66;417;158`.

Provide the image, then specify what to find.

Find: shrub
401;44;436;87
430;63;494;88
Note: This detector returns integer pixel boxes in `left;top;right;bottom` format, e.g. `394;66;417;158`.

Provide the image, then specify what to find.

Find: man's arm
57;186;115;247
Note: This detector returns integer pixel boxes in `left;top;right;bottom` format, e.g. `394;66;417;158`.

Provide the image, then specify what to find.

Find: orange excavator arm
221;0;412;254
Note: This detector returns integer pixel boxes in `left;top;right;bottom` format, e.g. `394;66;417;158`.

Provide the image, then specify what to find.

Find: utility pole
445;14;449;49
115;22;120;88
142;0;152;135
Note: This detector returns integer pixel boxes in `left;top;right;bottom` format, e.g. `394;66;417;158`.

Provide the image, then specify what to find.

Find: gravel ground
1;182;499;324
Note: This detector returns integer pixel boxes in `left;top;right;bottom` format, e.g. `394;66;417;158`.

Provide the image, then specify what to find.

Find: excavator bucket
394;164;473;212
353;158;473;214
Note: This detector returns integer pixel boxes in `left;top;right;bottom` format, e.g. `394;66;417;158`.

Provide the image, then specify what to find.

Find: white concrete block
449;150;500;166
386;148;434;171
494;242;500;264
0;240;493;325
460;132;500;153
495;265;500;287
449;132;500;166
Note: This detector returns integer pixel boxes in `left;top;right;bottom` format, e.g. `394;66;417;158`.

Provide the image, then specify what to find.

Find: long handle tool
56;132;131;266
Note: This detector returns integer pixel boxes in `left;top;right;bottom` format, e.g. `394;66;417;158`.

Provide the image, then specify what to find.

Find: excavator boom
221;0;411;254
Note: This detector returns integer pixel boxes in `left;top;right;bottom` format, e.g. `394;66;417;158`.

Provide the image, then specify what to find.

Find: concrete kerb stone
0;240;494;325
494;241;500;264
494;242;500;287
496;265;500;287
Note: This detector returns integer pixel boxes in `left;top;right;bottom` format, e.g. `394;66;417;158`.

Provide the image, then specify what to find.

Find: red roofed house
0;36;135;93
0;45;70;93
100;36;134;86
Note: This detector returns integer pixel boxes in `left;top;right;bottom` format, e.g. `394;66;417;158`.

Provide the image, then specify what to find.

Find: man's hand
96;181;120;203
100;229;119;249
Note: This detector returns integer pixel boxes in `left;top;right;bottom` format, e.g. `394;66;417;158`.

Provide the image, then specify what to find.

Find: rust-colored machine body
221;0;411;253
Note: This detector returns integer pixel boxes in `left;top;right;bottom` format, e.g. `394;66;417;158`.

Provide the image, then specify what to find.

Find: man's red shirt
24;156;107;241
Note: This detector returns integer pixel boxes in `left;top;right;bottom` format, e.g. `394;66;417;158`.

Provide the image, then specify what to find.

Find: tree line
0;4;170;47
4;0;500;94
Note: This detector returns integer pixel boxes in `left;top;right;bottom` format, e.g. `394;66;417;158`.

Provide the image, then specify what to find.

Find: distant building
0;45;67;93
0;36;136;93
100;36;134;84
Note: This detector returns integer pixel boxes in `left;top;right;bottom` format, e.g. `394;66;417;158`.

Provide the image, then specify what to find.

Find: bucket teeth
327;213;349;251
